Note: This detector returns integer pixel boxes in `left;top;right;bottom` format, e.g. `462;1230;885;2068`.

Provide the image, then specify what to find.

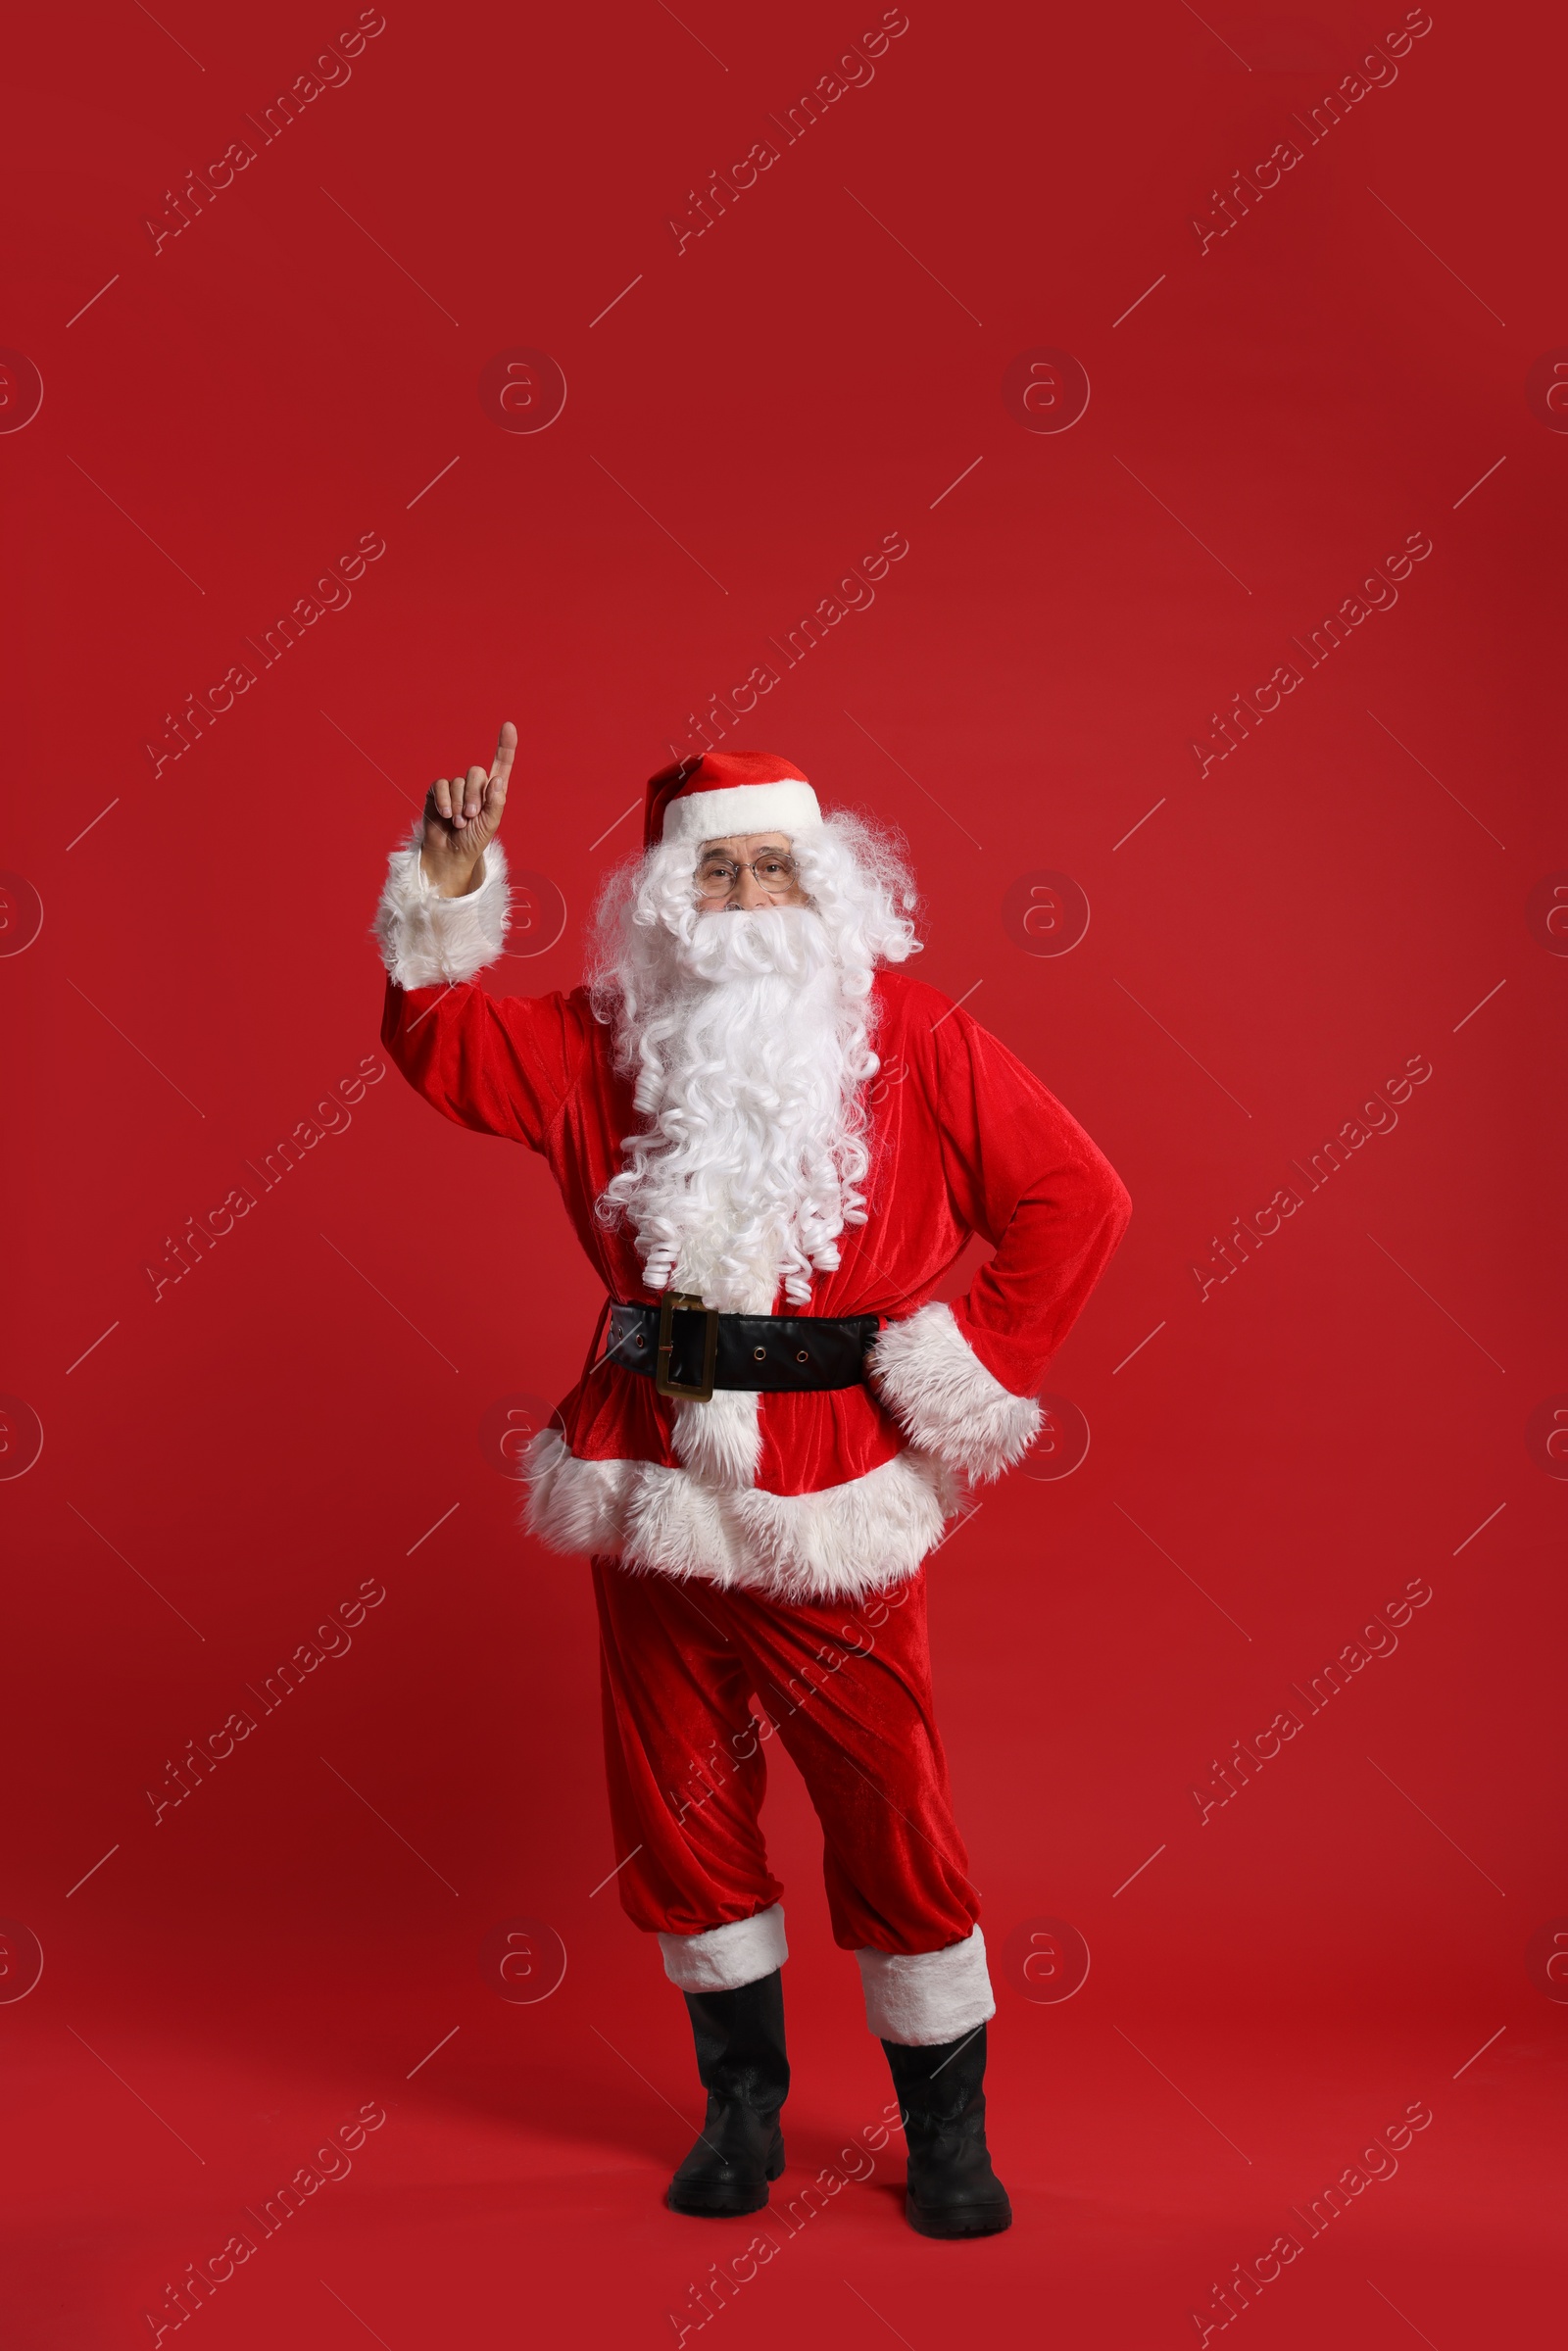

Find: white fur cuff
857;1926;995;2046
372;823;511;989
867;1300;1041;1484
659;1902;788;1992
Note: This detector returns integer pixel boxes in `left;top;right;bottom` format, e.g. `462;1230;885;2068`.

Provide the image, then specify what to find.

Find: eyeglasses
695;851;801;898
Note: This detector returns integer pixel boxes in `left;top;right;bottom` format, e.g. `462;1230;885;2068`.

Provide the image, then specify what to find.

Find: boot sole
666;2139;784;2218
906;2194;1013;2239
667;2183;772;2217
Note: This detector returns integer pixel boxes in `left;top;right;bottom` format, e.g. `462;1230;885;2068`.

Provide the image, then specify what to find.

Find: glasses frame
694;851;802;898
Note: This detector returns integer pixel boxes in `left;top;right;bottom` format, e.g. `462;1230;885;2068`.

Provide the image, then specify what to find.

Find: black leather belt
599;1294;881;1401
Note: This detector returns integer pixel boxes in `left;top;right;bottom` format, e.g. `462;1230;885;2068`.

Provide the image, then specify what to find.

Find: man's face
693;833;809;915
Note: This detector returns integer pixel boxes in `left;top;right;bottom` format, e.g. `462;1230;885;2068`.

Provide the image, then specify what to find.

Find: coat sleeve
370;825;587;1151
868;994;1132;1483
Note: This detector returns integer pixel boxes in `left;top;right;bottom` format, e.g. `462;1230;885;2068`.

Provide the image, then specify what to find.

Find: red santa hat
644;751;823;851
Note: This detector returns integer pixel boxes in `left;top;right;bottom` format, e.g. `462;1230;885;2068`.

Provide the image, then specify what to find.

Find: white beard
599;901;872;1490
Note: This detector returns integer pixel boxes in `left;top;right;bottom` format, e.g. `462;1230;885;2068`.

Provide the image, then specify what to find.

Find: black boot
882;2023;1012;2238
666;1969;789;2218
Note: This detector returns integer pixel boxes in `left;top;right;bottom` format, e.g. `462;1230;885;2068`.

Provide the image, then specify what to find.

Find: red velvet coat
375;840;1131;1600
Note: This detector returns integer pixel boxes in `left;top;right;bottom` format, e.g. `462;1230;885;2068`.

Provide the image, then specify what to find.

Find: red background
4;0;1564;2342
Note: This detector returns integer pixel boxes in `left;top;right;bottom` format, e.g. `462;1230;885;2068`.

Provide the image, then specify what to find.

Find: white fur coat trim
372;822;511;989
521;1426;959;1603
659;1902;788;1993
670;1387;764;1490
857;1926;996;2046
867;1299;1041;1484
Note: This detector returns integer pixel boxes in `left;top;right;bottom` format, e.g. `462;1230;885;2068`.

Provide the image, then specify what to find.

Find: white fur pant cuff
659;1902;788;1993
856;1925;996;2045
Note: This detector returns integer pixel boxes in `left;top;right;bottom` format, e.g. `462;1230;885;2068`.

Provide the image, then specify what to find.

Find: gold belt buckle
655;1292;719;1401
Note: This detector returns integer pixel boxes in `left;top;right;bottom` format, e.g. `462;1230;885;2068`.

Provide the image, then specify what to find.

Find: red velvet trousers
590;1557;981;1954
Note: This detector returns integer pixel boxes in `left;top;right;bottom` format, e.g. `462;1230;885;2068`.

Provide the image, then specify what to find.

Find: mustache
674;901;832;984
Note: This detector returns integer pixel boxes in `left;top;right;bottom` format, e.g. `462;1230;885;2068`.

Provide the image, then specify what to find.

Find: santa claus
371;721;1131;2238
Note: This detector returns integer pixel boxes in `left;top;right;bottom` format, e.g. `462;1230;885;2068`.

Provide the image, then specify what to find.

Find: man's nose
732;868;770;908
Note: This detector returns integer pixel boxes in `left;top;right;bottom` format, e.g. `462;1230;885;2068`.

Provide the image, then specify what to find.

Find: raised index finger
491;719;517;785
